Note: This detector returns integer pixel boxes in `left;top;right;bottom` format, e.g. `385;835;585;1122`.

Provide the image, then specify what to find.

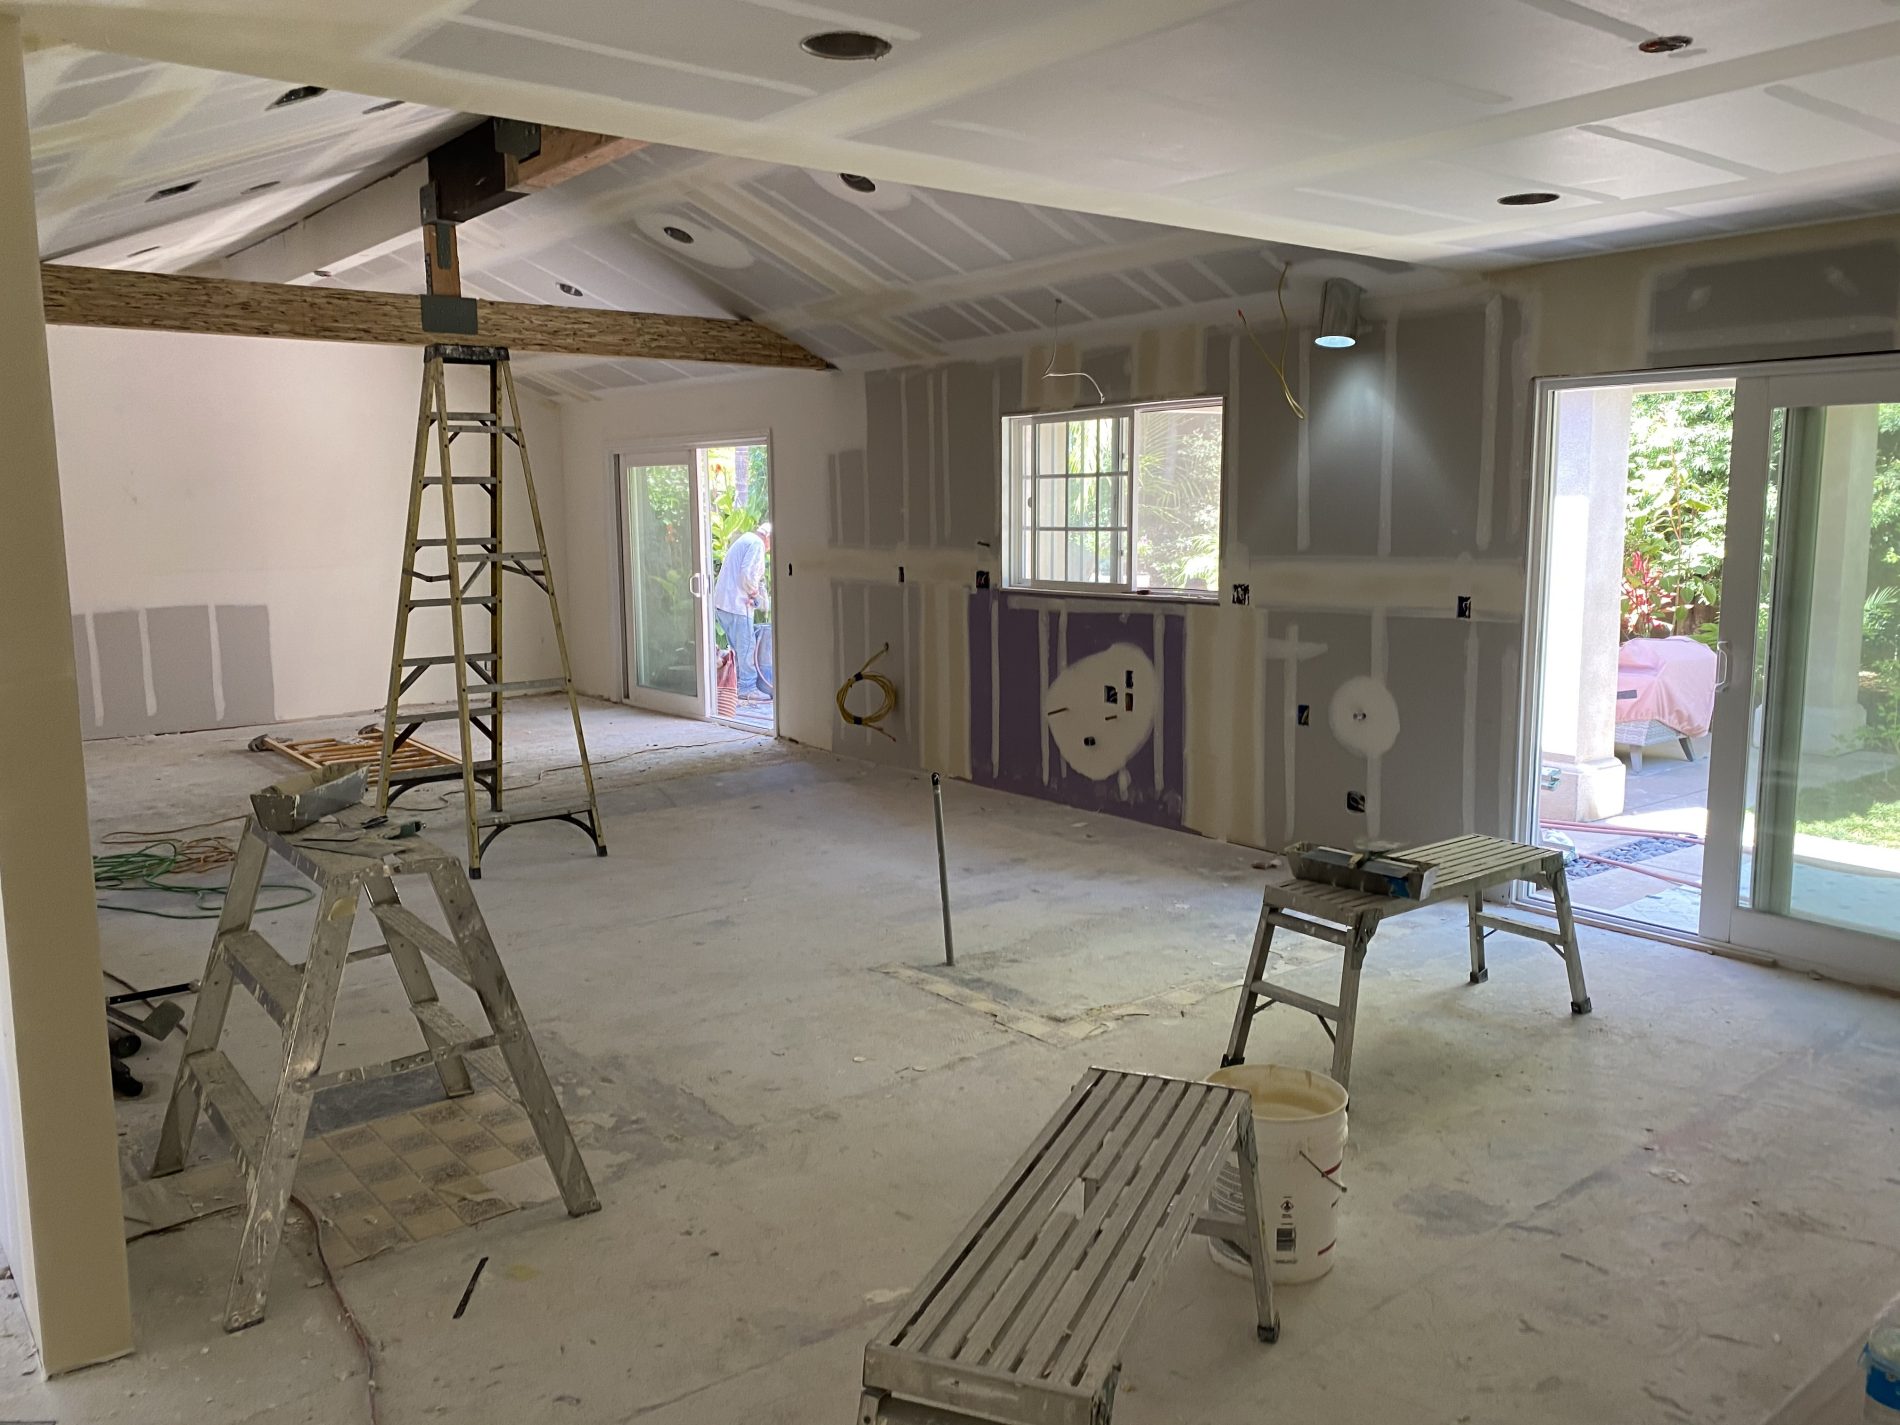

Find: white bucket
1205;1064;1348;1284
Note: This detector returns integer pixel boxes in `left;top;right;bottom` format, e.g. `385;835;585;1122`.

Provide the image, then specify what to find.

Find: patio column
1799;404;1878;755
1539;386;1629;823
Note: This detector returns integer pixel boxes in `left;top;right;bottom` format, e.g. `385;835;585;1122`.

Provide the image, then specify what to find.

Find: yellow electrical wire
837;643;899;741
1238;263;1308;421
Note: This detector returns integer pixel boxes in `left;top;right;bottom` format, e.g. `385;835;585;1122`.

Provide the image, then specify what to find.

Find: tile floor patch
127;1093;551;1266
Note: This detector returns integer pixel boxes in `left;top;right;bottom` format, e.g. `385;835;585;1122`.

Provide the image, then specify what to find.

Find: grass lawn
1795;766;1900;849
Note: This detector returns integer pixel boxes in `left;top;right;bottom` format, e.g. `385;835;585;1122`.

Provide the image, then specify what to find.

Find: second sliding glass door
1703;365;1900;988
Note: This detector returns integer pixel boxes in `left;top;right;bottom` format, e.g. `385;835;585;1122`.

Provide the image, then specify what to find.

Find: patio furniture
1615;636;1716;771
1223;835;1592;1090
858;1066;1277;1425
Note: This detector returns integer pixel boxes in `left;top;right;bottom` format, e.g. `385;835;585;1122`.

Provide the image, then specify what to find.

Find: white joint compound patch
1045;643;1156;781
1329;675;1399;757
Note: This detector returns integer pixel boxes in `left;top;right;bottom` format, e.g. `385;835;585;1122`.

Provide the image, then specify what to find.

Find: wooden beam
512;132;647;191
38;265;830;370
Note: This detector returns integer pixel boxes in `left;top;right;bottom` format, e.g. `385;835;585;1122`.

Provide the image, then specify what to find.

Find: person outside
712;522;773;701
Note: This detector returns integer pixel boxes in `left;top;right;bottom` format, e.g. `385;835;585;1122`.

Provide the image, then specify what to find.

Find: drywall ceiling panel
1147;260;1233;306
1238;186;1464;237
1451;127;1753;202
30;66;149;125
972;297;1044;335
1039;273;1156;322
1572;0;1897;45
900;304;993;345
1604;90;1900;173
393;23;798;122
1788;55;1900;127
746;170;954;283
792;322;883;360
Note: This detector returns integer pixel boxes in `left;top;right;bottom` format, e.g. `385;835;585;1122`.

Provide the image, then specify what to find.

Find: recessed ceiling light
147;180;199;201
800;30;892;60
243;180;280;194
362;99;403;114
558;281;584;297
127;246;161;258
839;173;877;193
1637;34;1693;54
1497;191;1560;206
269;85;327;110
663;225;695;244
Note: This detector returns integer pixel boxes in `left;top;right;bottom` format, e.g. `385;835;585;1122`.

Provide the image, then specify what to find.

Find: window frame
1001;395;1225;601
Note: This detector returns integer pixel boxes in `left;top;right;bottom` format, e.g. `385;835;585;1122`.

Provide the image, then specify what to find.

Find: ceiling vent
362;99;403;114
148;180;200;201
663;225;695;244
840;173;877;193
558;281;584;297
1496;191;1560;206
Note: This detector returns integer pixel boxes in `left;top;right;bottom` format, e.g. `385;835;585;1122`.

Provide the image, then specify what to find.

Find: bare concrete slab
3;698;1896;1423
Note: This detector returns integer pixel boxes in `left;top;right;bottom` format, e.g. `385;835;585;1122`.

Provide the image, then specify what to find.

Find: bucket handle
1299;1150;1347;1195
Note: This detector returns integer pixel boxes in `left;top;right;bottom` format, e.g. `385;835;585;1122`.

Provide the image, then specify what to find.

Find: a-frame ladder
378;343;604;876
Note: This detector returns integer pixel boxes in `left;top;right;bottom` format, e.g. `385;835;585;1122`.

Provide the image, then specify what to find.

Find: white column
1539;386;1629;823
0;17;135;1374
1800;404;1879;755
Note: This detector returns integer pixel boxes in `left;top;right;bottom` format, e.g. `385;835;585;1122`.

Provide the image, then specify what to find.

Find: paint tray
1284;842;1438;900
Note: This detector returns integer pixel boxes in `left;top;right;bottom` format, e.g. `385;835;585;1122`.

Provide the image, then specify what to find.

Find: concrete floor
4;698;1899;1423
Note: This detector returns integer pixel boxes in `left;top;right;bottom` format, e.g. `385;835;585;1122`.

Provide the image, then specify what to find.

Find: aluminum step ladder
150;807;598;1331
377;343;604;876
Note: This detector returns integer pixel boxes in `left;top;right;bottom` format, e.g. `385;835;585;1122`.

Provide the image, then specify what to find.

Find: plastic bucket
1205;1064;1348;1284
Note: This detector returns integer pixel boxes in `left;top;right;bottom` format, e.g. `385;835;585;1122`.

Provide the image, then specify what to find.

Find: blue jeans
716;608;763;694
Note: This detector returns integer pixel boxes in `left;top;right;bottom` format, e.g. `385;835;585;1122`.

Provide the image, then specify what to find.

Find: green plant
1621;388;1733;639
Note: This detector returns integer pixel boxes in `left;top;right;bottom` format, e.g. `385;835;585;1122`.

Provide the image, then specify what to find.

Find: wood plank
513;131;646;190
40;265;829;370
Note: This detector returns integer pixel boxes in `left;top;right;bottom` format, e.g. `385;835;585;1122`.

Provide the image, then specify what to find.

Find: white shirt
712;531;768;616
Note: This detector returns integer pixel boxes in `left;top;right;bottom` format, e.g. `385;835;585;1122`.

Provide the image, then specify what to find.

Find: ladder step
221;929;301;1027
444;411;501;422
411;1000;486;1050
393;700;495;724
445;424;520;436
383;759;497;784
400;654;493;668
453;551;545;564
421;477;499;486
188;1049;268;1180
475;803;596;830
414;538;497;548
371;904;471;985
405;596;500;608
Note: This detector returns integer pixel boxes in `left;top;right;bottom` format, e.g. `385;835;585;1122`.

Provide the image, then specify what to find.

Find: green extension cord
92;840;314;920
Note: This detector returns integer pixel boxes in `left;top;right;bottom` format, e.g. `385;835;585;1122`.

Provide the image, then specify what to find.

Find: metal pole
931;772;955;968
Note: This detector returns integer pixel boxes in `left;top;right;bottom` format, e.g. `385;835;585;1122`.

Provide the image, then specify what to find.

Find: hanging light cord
1238;263;1307;421
1039;298;1107;406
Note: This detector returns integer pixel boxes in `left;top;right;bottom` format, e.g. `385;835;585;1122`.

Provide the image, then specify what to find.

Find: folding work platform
1224;834;1592;1090
151;806;597;1330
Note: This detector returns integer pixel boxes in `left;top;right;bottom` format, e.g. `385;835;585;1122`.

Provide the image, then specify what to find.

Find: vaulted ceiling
18;0;1900;398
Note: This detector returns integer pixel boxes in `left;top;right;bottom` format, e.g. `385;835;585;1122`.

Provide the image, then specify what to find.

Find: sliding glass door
1702;365;1900;987
622;449;708;719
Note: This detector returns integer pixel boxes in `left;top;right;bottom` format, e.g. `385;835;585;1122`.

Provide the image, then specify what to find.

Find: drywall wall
1494;214;1900;380
47;326;569;735
556;365;866;753
0;17;133;1374
562;286;1523;853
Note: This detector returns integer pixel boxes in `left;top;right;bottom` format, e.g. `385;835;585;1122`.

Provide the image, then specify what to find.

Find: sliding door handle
1714;639;1732;691
688;572;707;598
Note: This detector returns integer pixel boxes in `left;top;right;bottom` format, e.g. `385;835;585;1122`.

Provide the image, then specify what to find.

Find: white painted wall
557;368;863;752
46;326;567;733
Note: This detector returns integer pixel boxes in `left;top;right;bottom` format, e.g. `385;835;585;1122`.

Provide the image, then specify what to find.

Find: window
1004;398;1223;598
